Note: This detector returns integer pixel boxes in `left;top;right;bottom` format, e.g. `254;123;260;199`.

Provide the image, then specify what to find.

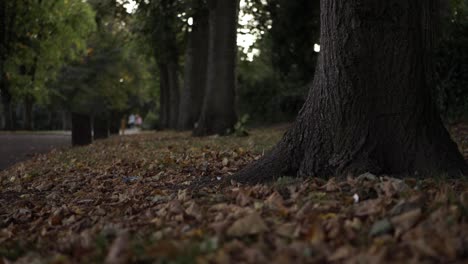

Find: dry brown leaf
275;223;299;239
185;202;203;221
235;190;252;207
353;199;383;216
105;232;131;264
227;212;268;237
391;208;422;236
265;191;287;211
167;200;184;214
327;245;355;262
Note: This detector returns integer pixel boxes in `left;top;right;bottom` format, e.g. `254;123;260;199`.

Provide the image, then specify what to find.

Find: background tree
136;0;185;129
233;0;467;184
435;0;468;121
2;0;95;130
236;0;321;123
178;0;210;130
193;0;239;136
52;0;156;144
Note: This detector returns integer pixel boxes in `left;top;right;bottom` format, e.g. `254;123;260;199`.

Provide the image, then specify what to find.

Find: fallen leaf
328;245;355;261
227;212;268;237
105;232;130;264
369;219;393;237
276;223;298;239
236;190;251;207
185;202;203;221
391;208;422;236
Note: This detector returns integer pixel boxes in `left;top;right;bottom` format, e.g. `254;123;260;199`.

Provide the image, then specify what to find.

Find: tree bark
159;62;180;128
109;111;120;135
158;63;170;129
71;112;92;146
154;0;181;130
178;5;209;130
158;62;179;130
93;116;109;140
0;83;13;130
233;0;467;184
23;96;34;130
167;60;180;129
193;0;238;136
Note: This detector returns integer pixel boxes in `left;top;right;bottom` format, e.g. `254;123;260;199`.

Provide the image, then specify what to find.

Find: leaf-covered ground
1;124;468;264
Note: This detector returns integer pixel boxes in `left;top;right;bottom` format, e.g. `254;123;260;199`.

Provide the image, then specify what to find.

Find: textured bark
93;116;109;140
193;0;238;136
233;0;467;183
71;113;92;146
178;5;209;130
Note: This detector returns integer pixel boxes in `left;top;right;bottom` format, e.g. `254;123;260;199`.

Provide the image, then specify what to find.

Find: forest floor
1;123;468;264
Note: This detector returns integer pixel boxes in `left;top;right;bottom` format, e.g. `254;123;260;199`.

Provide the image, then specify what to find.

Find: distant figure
128;114;135;128
120;116;127;135
135;114;143;127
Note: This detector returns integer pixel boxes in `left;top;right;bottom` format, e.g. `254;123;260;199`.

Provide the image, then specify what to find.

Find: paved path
0;133;71;171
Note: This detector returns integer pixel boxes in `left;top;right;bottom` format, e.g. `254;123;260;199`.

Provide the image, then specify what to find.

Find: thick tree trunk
233;0;467;183
93;116;109;140
193;0;238;136
71;112;92;146
178;6;209;130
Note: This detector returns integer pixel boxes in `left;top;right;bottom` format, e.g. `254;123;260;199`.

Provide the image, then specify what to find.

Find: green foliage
233;114;250;137
51;0;158;116
3;0;96;105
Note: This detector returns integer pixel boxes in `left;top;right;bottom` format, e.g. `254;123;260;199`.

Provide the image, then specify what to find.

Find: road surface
0;133;71;171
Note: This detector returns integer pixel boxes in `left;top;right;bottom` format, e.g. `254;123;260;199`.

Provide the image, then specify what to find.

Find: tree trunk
93;116;109;140
1;89;13;130
154;0;181;130
71;112;92;146
109;111;120;135
0;71;14;130
158;63;170;129
193;0;238;136
23;96;34;130
61;111;71;130
233;0;467;184
178;5;209;130
167;60;180;129
158;62;180;129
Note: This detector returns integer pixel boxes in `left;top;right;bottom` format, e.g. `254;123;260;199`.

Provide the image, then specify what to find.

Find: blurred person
128;114;135;128
136;114;142;127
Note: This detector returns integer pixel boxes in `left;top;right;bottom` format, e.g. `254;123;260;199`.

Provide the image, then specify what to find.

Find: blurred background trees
435;0;468;122
0;0;467;140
